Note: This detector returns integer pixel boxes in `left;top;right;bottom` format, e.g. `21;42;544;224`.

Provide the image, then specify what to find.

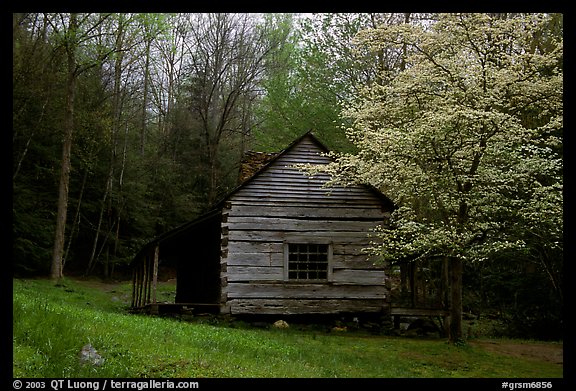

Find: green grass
12;278;563;378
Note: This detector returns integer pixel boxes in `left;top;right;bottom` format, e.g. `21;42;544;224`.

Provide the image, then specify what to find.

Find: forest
12;13;563;340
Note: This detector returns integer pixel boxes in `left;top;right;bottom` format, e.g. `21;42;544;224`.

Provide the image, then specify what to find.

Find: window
285;243;331;281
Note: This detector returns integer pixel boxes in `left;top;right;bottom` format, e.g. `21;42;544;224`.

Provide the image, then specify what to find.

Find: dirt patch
471;340;563;366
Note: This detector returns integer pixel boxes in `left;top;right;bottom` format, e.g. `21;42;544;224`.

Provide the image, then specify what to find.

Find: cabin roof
131;131;395;264
221;131;331;203
220;131;394;209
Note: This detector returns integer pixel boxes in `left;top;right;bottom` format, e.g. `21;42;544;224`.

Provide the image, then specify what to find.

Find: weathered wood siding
221;134;392;315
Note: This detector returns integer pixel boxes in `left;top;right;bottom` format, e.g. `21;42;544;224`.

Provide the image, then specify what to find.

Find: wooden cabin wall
221;135;392;315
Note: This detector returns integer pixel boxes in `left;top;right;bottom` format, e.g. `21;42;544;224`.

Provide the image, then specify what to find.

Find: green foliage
253;14;366;153
464;248;562;340
313;14;562;267
13;278;562;378
13;15;68;274
303;13;562;340
13;13;240;277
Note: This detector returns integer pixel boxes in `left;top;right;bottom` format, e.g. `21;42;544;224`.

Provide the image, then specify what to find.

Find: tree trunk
86;18;125;277
140;39;151;156
63;166;88;268
441;256;450;308
86;174;110;275
449;256;463;343
50;13;78;282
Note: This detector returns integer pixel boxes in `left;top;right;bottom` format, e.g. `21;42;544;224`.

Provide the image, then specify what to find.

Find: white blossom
307;13;562;264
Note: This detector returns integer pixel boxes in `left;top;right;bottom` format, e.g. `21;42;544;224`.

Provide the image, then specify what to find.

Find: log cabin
131;131;396;317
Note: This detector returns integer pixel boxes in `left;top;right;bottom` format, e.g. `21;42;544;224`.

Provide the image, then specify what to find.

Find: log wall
221;134;392;315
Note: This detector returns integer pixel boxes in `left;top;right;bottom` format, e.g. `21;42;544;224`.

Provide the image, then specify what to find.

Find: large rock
272;320;289;329
79;343;105;366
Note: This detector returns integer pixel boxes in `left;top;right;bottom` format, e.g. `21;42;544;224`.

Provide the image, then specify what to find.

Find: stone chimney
238;151;278;183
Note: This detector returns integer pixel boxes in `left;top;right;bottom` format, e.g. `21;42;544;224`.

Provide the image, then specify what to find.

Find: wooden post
138;261;145;307
131;266;137;307
409;262;416;307
145;252;152;305
152;245;159;304
136;261;144;307
449;257;463;342
142;254;150;306
442;257;450;308
400;263;408;296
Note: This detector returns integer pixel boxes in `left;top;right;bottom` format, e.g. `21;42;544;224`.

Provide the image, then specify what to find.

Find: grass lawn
12;277;563;379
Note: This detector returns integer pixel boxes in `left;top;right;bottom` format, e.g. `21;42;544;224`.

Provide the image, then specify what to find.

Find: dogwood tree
309;13;563;342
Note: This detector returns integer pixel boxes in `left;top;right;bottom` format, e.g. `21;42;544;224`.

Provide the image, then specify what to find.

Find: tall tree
136;13;171;156
180;13;280;205
253;13;437;152
46;13;115;281
13;14;65;274
49;13;80;281
307;13;563;342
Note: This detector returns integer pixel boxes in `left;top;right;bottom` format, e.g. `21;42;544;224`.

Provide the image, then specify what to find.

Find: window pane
287;243;328;281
